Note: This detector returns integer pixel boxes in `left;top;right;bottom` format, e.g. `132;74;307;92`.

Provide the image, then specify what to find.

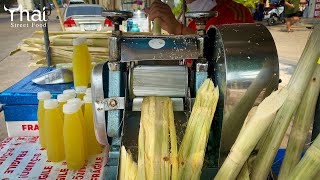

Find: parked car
68;0;85;5
6;4;20;13
63;4;112;31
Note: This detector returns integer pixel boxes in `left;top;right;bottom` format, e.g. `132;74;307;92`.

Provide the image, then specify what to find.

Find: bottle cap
63;89;77;98
37;91;51;100
83;95;92;103
75;86;87;94
63;103;79;114
57;94;72;102
86;88;92;95
44;99;59;109
73;37;87;46
67;98;82;105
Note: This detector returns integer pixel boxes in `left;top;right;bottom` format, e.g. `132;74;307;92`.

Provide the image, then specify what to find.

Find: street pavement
0;16;317;141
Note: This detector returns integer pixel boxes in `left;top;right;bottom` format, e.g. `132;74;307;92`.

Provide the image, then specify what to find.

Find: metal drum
211;24;279;165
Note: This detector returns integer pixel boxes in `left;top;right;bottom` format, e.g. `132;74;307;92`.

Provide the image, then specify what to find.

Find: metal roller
130;65;188;97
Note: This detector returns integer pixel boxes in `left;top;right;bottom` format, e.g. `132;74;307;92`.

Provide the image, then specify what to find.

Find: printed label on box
6;121;39;137
0;136;108;179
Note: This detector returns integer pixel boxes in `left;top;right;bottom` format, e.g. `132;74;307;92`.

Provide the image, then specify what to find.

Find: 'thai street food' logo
4;4;47;28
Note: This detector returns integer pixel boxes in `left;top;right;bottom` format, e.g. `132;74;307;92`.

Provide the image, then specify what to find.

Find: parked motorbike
264;3;285;26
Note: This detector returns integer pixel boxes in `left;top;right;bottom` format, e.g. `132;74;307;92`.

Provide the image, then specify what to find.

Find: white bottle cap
37;91;51;100
83;95;92;103
73;37;87;46
63;89;77;98
44;99;59;109
75;86;87;94
57;94;72;102
85;88;92;95
63;103;79;114
67;98;82;105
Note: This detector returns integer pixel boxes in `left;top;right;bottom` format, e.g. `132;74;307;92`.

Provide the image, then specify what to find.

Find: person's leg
292;16;300;24
285;17;292;32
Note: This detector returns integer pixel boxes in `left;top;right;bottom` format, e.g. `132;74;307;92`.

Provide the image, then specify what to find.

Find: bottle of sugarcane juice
83;95;102;155
44;99;65;162
75;86;87;100
73;37;91;88
63;103;85;170
57;94;72;119
37;91;51;148
67;99;88;159
63;89;77;99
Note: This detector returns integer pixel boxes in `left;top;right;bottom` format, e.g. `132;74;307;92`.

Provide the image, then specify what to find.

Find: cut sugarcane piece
178;79;219;180
215;89;288;180
119;146;138;180
251;25;320;180
278;65;320;180
288;133;320;180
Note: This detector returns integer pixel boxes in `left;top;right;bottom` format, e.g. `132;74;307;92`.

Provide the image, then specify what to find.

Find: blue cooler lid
0;67;73;105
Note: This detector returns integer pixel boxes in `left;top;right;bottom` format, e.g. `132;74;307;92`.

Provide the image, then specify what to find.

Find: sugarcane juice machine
91;11;279;179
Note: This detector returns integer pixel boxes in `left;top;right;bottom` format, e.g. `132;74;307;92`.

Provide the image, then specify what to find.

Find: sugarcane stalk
215;89;288;180
119;146;127;180
251;25;320;180
153;18;161;35
287;133;320;180
278;65;320;180
168;100;178;180
237;161;250;180
52;0;65;31
178;79;219;180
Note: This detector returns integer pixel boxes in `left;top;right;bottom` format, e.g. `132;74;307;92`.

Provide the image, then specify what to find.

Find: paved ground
0;17;317;142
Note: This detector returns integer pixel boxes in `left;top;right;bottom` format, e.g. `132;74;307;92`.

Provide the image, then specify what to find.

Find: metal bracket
104;97;125;111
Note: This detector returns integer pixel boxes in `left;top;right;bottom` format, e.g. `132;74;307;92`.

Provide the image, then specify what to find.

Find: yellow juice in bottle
63;103;85;170
83;95;102;155
75;86;87;100
67;99;88;159
44;99;65;162
57;94;72;119
37;91;51;148
73;38;91;87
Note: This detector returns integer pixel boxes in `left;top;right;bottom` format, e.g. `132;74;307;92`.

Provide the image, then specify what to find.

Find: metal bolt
109;99;118;107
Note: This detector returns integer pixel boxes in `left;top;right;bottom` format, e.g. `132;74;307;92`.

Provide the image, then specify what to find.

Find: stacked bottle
63;103;86;170
44;99;65;162
37;91;51;148
75;86;87;100
73;38;91;89
63;89;77;99
57;94;72;119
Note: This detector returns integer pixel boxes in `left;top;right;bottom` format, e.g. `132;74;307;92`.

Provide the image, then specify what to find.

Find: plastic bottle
57;94;72;119
37;91;51;148
75;86;87;100
63;89;77;99
83;95;102;155
67;98;88;159
44;99;65;162
73;37;91;88
63;103;85;170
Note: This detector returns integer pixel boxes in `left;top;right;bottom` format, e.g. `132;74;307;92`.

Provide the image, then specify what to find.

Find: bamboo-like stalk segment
287;133;320;180
215;89;288;180
137;97;172;180
178;79;219;180
52;0;65;31
119;146;138;180
251;25;320;180
153;18;162;35
168;101;178;180
278;65;320;180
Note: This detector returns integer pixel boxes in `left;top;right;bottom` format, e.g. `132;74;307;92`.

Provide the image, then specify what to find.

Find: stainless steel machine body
91;11;279;179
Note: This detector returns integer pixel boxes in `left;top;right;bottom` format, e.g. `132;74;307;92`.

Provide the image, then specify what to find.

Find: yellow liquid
37;100;46;148
77;108;88;159
58;101;66;121
44;108;65;162
77;93;85;100
64;113;85;170
84;102;102;155
73;43;91;87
